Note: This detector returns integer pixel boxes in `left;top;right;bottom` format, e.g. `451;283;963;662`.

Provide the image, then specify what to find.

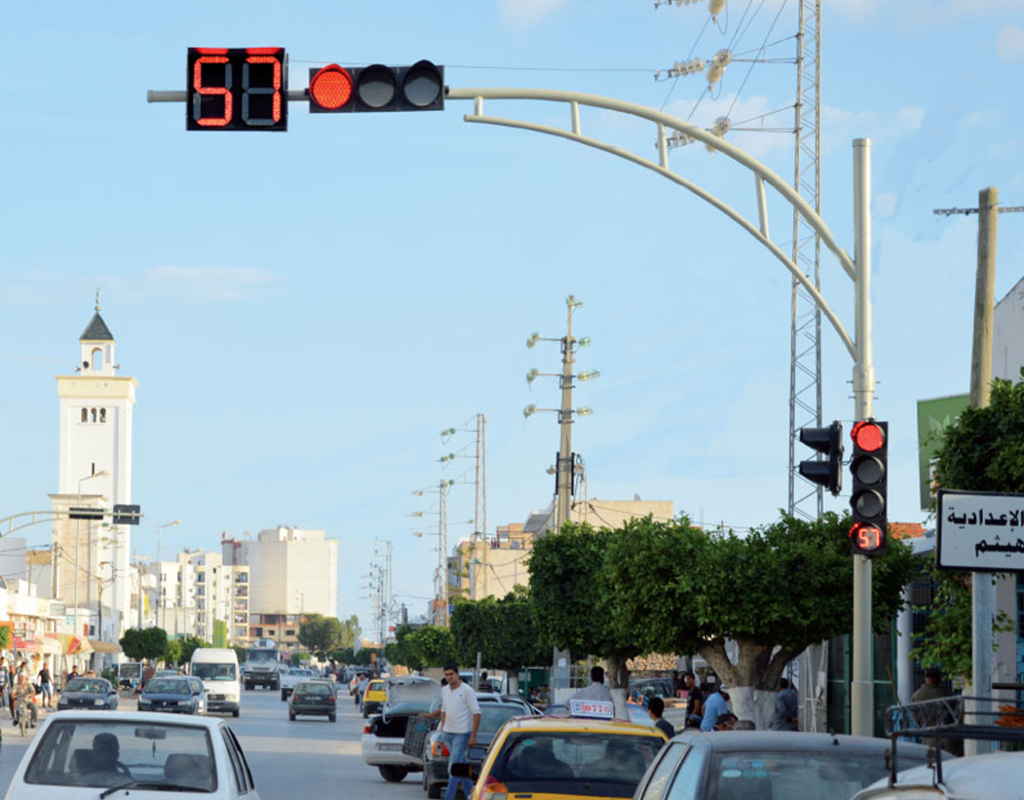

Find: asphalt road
0;687;432;800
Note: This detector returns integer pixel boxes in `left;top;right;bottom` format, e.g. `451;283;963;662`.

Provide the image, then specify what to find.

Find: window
665;747;707;800
80;408;87;423
91;347;104;371
196;573;205;583
99;408;106;423
285;629;295;637
235;572;248;583
638;744;687;800
90;408;97;423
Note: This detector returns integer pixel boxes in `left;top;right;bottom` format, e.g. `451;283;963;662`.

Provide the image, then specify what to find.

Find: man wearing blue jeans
441;664;481;800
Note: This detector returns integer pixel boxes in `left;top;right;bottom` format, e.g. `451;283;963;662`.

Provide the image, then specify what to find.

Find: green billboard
212;619;228;648
917;394;970;510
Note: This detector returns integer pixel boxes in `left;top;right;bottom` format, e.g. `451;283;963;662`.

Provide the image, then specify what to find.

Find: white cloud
498;0;569;28
898;106;926;132
143;266;279;300
997;23;1024;61
875;192;899;218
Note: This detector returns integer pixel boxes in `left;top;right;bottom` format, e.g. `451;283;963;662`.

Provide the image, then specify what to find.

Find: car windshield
65;679;108;694
249;651;276;664
192;663;237;681
145;680;190;695
368;681;384;691
479;705;524;734
493;731;664;798
24;719;216;791
296;682;331;696
708;750;930;800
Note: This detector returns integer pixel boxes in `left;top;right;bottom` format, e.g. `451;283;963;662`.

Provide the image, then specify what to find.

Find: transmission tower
787;0;824;521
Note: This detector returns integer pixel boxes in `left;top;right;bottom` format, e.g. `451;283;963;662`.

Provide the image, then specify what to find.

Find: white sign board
569;699;614;719
937;490;1024;572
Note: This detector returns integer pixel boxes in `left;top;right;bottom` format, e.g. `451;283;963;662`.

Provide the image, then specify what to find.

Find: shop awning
53;633;92;656
88;639;121;655
38;635;62;655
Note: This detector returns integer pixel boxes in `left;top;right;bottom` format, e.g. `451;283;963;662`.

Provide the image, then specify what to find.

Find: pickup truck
280;668;319;701
360;675;441;783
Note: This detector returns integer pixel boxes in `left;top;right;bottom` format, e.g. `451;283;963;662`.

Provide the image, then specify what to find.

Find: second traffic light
798;420;843;496
849;419;888;557
308;61;444;113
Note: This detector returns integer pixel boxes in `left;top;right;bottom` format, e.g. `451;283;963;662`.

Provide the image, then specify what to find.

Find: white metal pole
851;138;875;737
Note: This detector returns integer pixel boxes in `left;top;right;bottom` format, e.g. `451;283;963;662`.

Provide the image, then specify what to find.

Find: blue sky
2;0;1023;631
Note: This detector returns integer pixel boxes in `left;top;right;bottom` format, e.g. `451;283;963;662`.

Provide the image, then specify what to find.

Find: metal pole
137;561;144;628
556;298;576;531
157;527;162;631
966;186;999;757
851;138;875;737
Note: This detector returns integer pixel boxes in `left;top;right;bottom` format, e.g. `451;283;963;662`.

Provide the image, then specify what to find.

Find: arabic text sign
937;490;1024;572
569;699;615;719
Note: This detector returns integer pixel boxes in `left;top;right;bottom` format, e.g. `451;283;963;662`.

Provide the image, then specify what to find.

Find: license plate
380;743;403;751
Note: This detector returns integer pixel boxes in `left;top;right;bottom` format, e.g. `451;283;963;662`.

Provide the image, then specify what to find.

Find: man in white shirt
571;666;613;702
440;664;481;800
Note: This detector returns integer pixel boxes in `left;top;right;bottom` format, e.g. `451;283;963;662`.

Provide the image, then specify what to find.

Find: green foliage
451;588;549;670
290;651;312;667
385;625;458;670
0;626;11;651
334;646;379;666
232;645;248;664
385;626;424;671
178;635;211;666
528;523;644;663
102;668;118;686
340;615;361;651
119;627;168;661
605;513;915;688
918;373;1024;683
298;615;346;659
164;639;183;666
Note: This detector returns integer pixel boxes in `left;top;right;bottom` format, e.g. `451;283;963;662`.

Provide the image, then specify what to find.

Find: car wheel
362;708;369;718
232;709;239;718
289;712;296;721
329;714;336;723
281;691;287;701
426;780;442;799
378;766;408;783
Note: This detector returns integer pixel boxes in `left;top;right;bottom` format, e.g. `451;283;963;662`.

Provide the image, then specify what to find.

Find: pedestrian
439;664;481;800
682;672;704;728
571;666;613;703
770;678;799;731
700;686;730;732
911;667;955;752
356;672;369;708
714;712;738;731
477;670;493;693
647;697;676;740
38;663;53;708
0;657;10;718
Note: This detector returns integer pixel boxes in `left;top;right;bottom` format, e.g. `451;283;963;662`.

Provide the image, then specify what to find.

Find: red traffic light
851;421;884;452
310;64;353;110
849;522;884;553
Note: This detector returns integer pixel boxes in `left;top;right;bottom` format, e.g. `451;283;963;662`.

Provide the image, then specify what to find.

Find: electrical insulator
710;116;731;136
706;61;725;87
713;49;732;66
709;0;727;20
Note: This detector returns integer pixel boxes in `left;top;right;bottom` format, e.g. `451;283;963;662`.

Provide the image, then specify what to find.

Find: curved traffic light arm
447;87;856;360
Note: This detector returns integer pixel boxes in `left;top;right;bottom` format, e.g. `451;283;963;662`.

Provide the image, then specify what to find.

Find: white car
852;749;1024;800
280;668;318;701
360;675;441;783
3;710;260;799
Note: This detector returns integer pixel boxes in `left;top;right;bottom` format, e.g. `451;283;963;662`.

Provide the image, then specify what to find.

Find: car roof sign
569;699;614;720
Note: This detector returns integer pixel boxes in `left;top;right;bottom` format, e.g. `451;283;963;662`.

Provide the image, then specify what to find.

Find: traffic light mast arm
148;89;308;103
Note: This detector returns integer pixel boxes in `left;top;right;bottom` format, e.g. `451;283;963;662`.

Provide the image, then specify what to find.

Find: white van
190;647;240;717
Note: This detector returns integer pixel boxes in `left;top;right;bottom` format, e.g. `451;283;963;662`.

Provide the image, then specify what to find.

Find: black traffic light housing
308;61;445;113
849;419;888;556
798;420;844;496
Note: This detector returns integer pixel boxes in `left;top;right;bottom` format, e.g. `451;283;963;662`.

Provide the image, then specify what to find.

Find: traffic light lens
852;455;885;485
357;65;397;108
852;421;884;452
403;61;443;108
852;490;884;518
850;523;884;552
310;65;353;110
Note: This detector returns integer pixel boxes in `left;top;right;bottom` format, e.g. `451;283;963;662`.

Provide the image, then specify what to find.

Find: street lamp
74;470;110;639
155;520;182;630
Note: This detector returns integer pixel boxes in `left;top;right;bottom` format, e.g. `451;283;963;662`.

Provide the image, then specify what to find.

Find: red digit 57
192;56;233;127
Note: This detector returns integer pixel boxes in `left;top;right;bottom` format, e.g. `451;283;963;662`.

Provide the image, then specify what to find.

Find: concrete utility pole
556;299;577;531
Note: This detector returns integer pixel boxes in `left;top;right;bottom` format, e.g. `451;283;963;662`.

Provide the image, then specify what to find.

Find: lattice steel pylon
787;0;824;521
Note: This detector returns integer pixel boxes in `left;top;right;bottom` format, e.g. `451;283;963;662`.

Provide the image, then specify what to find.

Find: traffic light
187;48;288;131
797;420;843;496
849;420;888;556
308;61;444;113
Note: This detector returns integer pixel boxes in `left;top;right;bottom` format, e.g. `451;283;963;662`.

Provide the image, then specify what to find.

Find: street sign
187;48;287;131
937;489;1024;572
112;504;142;525
69;507;103;521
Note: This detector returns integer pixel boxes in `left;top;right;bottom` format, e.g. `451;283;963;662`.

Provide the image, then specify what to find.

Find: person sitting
87;733;131;778
714;712;738;731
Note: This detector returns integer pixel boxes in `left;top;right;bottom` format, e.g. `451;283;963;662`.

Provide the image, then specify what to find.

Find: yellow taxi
361;678;387;718
460;699;667;800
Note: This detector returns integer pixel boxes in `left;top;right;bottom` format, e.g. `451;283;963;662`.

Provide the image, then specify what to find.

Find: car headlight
138;698;151;705
93;698;105;706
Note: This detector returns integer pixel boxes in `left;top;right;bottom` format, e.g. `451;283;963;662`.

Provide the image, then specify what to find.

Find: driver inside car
88;733;131;778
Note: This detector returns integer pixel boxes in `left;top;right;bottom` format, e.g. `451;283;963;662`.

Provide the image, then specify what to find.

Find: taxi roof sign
569;699;614;720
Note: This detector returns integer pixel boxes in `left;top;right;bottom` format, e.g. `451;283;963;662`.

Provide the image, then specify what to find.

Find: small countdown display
187;48;287;131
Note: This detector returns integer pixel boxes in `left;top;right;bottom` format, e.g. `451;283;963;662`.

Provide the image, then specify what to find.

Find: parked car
3;710;261;799
632;731;938;800
454;711;666;800
56;677;119;712
288;680;337;722
361;678;387;718
361;675;442;783
138;677;204;715
852;750;1024;800
280;668;318;701
186;676;208;715
421;700;527;798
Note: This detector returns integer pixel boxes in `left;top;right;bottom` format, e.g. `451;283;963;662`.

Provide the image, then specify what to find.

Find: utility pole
556;300;576;531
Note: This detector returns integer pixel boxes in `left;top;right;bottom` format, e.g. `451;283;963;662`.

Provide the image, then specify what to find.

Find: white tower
51;292;137;642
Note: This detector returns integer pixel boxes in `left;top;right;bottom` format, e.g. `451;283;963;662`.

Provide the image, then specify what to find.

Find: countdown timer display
187;48;287;131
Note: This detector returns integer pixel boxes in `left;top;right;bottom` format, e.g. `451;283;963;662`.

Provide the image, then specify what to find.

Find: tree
232;645;248;664
298;614;345;659
341;615;361;650
0;625;11;652
529;523;645;715
407;626;457;668
385;625;425;671
178;635;210;666
450;589;549;691
914;372;1024;681
605;514;915;729
119;627;168;661
165;639;183;666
